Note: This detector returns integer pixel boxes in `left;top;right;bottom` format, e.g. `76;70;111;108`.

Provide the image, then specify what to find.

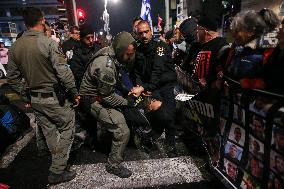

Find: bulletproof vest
12;34;58;92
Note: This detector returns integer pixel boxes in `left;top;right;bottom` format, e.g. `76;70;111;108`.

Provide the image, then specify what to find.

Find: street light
103;0;119;40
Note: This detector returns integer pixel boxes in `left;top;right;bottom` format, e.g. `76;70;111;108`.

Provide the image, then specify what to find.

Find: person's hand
73;95;80;108
129;86;144;97
148;100;162;111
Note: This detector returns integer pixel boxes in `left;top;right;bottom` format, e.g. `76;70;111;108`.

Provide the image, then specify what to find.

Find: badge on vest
156;47;165;56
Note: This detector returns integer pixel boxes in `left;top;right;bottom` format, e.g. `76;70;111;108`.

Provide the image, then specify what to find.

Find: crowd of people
2;5;284;185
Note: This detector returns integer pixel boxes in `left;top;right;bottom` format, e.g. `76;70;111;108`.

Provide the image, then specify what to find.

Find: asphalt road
0;80;227;189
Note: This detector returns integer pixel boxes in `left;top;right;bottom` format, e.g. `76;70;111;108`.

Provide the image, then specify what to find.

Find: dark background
76;0;165;35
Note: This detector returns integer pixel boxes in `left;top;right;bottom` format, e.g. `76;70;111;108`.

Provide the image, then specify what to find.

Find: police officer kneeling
7;7;79;184
80;32;136;178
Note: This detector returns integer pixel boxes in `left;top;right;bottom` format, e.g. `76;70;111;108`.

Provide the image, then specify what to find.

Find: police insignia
156;47;165;56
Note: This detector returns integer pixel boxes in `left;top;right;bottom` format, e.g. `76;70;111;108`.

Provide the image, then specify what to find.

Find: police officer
130;20;177;156
80;32;136;178
7;7;79;184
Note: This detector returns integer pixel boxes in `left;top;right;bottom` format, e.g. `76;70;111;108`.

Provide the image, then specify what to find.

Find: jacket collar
22;29;44;37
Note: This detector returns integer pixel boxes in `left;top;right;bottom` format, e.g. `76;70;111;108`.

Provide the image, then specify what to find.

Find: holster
53;83;66;107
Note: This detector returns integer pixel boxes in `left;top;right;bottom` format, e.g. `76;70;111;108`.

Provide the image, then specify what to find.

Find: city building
0;0;60;32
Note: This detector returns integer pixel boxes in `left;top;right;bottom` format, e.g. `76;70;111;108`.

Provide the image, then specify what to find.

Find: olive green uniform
80;32;135;168
7;30;77;174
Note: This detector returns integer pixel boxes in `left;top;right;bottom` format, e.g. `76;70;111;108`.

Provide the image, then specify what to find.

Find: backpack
0;95;31;154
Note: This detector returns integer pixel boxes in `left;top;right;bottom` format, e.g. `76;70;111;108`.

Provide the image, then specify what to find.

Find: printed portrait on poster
270;150;284;179
225;141;243;162
268;172;283;189
250;115;265;141
240;172;261;189
249;135;264;160
246;154;263;179
272;125;284;153
233;104;245;125
224;158;238;181
229;123;245;146
249;96;267;117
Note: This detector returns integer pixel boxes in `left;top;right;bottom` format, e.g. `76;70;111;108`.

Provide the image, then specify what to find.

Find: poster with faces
271;125;284;154
233;93;243;106
250;114;265;141
220;99;230;118
249;135;264;160
233;104;245;126
224;158;238;181
249;97;267;118
246;154;263;179
219;117;227;135
240;171;261;189
224;141;243;162
229;123;245;146
270;150;284;180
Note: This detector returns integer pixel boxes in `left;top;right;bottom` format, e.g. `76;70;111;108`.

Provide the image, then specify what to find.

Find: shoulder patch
156;46;165;57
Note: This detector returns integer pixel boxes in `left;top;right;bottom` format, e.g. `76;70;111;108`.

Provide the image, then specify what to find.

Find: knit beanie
80;24;93;38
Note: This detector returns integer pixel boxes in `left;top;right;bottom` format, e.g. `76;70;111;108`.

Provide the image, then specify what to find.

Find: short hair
70;25;79;33
133;16;143;25
137;20;151;29
231;9;279;37
0;42;4;45
22;7;44;28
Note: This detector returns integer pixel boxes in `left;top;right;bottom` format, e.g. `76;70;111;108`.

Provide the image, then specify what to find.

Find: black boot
105;164;132;178
48;170;76;185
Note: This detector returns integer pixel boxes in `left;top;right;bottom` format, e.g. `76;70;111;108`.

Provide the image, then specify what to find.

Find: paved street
0;124;227;189
0;80;226;189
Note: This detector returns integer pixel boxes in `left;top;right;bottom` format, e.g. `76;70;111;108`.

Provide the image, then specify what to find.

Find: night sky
77;0;165;35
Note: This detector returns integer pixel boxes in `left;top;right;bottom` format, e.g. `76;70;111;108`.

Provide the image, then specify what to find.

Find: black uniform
134;39;177;147
62;38;80;55
70;43;100;89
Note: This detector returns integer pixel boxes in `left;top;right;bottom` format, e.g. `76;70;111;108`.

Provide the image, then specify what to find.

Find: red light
77;9;85;18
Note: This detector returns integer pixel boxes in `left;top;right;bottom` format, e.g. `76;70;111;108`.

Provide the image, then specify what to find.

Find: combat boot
48;170;76;185
106;164;132;178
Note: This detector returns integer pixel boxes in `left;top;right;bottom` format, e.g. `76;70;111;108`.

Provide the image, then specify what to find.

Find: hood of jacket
111;31;135;62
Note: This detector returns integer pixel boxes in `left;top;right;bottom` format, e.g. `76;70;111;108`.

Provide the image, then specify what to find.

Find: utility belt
30;91;54;98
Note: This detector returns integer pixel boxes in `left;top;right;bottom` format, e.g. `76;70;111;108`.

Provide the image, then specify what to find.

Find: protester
178;17;202;73
227;8;279;88
6;7;79;184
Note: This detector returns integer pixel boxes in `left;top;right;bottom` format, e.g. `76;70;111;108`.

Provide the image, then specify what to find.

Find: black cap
198;14;219;32
165;29;174;40
179;17;197;43
80;24;93;38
